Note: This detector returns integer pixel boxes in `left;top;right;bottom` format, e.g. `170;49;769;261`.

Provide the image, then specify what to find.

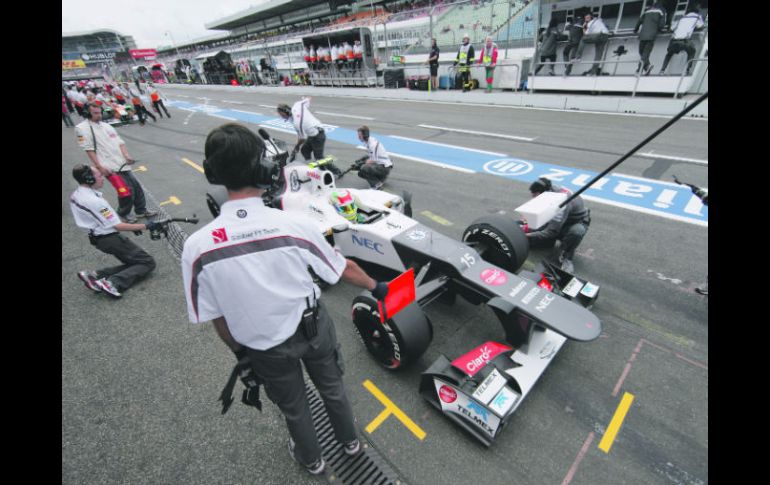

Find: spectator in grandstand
562;16;584;75
62;95;75;127
147;82;171;118
356;126;393;190
574;12;611;76
659;5;705;76
478;36;499;91
453;33;475;92
427;38;440;90
634;2;666;75
276;99;344;178
525;177;591;273
535;18;559;76
353;40;364;70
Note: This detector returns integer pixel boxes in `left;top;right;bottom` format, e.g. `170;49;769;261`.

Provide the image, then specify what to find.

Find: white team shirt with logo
75;119;127;172
672;12;705;39
181;197;347;350
366;136;392;167
69;186;120;236
291;98;323;138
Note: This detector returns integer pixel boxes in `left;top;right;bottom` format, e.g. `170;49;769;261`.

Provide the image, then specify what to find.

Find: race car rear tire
462;215;529;273
351;293;433;370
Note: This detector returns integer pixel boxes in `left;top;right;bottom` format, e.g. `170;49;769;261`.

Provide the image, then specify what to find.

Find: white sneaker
96;278;122;298
288;438;325;475
77;271;102;293
343;439;361;455
560;259;575;274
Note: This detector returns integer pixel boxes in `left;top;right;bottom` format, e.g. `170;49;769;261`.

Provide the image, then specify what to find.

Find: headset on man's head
203;149;276;189
73;164;96;185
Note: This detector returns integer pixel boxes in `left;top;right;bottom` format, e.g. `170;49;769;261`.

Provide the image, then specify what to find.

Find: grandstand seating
431;0;521;47
493;1;535;44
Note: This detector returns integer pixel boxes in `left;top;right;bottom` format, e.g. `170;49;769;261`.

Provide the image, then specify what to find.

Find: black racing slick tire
462;214;530;273
351;293;433;370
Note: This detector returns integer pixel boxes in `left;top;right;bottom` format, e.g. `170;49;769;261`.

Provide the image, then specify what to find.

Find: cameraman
525;177;591;273
181;123;389;475
69;164;159;298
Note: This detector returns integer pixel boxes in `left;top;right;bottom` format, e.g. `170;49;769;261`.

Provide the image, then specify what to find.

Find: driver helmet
331;189;358;222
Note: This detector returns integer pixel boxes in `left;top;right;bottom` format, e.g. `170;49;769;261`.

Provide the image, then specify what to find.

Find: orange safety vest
150;92;160;102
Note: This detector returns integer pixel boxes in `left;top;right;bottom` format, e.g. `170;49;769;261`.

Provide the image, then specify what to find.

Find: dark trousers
62;112;75;127
152;100;170;118
638;40;655;70
576;33;609;72
301;130;326;161
133;103;156;124
535;54;556;74
114;171;149;217
563;44;579;74
358;163;391;187
246;301;357;467
529;221;588;260
91;233;156;291
459;68;471;91
661;39;696;74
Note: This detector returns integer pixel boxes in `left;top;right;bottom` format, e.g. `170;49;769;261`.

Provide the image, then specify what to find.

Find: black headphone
358;126;370;141
529;177;553;194
277;104;291;117
203;152;276;188
73;164;96;185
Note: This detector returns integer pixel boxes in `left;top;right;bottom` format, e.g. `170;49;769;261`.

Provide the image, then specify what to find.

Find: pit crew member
277;99;344;178
356;126;393;190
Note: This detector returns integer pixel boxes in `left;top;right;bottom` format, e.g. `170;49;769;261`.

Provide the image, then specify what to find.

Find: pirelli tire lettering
461;215;529;273
351;292;433;371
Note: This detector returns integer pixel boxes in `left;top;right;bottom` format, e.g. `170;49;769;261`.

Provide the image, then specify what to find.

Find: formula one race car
206;130;602;446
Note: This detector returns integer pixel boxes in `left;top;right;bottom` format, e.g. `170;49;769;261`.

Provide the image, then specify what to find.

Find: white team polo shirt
585;18;610;35
181;197;347;350
672;13;704;40
75;119;127;172
291;98;323;138
366;136;392;167
69;186;120;236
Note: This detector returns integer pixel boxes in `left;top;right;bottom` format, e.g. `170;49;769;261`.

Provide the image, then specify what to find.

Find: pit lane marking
363;380;426;440
418;124;535;142
420;211;453;226
598;392;635;453
638;152;708;165
390;135;506;157
132;165;147;173
316;111;375;120
182;158;204;173
159;196;181;206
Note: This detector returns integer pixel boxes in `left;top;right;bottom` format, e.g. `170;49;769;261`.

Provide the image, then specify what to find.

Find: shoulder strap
89;123;97;153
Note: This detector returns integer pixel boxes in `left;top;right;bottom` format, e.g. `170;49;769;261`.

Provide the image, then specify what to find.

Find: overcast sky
62;0;270;50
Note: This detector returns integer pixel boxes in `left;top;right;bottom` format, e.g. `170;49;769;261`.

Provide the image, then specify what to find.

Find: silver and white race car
206;130;602;446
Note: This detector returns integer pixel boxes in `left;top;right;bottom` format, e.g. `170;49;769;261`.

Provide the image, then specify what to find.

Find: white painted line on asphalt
389;135;507;157
316;111;375;120
581;194;707;227
210;114;237;121
638;152;708;165
613;172;706;189
354;145;474;173
231;109;263;116
259;104;276;109
222;100;245;104
418;124;535;142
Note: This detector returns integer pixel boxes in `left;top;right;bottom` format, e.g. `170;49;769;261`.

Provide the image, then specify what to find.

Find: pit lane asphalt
62;87;708;485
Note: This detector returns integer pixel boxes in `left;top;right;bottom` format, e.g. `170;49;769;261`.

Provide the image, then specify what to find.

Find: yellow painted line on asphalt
159;196;181;206
598;392;635;453
363;379;426;440
132;165;147;172
420;210;453;226
182;158;204;173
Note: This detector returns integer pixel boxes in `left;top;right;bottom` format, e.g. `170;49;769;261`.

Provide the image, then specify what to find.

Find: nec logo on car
352;234;384;254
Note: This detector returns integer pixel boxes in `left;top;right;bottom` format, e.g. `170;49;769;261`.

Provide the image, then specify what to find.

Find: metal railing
528;57;706;97
674;58;708;98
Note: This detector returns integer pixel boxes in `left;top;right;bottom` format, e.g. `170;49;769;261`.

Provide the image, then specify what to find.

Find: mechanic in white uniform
356;125;393;190
182;123;389;476
69;164;159;298
276;98;344;178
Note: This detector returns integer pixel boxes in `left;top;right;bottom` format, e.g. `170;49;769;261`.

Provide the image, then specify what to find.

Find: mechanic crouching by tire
277;99;344;179
182;123;390;476
357;126;393;190
525;177;591;273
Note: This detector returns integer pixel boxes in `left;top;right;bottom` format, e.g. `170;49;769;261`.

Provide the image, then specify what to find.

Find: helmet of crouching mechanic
276;103;291;118
331;189;359;222
529;177;553;196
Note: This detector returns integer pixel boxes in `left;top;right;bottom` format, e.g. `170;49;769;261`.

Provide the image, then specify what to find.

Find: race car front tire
351;293;433;370
462;215;530;273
